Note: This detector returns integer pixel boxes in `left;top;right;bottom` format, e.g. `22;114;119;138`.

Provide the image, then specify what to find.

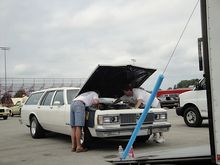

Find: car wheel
3;116;8;120
30;116;45;138
135;135;150;143
183;106;202;127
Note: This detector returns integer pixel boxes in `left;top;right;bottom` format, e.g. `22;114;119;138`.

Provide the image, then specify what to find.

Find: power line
162;0;200;75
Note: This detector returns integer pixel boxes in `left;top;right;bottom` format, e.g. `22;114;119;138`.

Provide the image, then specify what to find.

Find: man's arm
135;99;143;109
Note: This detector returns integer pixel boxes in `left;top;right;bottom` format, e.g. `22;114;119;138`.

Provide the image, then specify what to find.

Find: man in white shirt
122;87;160;109
122;86;165;143
70;91;99;152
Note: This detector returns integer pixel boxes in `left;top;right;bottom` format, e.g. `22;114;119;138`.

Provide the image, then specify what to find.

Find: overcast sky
0;0;203;90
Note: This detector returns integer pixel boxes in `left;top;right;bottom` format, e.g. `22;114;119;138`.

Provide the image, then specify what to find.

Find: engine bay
98;102;132;110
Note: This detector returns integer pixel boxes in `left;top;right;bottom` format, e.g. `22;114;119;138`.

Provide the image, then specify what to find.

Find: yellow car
10;101;22;116
10;98;24;116
0;106;10;120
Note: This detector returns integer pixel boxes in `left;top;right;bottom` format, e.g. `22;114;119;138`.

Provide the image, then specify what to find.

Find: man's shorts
70;100;85;127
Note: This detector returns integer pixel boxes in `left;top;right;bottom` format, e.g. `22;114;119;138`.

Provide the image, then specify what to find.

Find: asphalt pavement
0;110;209;165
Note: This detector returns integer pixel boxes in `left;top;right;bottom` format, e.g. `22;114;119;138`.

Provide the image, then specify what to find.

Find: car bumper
94;122;171;138
0;112;10;117
176;106;183;116
11;110;21;115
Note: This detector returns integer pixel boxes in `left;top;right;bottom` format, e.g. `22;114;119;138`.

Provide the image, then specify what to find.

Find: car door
37;90;56;130
47;90;67;134
63;89;79;133
195;78;208;118
196;90;207;117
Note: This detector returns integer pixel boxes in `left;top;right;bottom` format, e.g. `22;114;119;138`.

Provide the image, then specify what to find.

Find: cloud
0;0;202;90
14;64;29;73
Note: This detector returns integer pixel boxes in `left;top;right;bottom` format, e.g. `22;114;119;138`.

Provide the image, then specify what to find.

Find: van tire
30;116;45;138
183;106;202;127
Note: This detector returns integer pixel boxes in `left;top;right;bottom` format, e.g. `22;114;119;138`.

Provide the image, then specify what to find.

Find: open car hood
77;65;156;98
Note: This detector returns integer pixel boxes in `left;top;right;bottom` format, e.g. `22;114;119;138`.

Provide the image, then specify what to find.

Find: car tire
183;106;203;127
30;116;45;138
3;116;8;120
135;135;150;143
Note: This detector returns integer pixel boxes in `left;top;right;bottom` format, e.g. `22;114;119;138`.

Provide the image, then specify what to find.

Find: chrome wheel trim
186;111;196;124
31;120;37;135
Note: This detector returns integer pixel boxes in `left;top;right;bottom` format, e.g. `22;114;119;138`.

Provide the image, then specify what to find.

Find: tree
14;89;27;98
1;92;13;107
176;79;200;88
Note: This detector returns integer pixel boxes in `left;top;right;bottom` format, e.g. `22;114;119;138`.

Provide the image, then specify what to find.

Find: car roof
30;87;80;94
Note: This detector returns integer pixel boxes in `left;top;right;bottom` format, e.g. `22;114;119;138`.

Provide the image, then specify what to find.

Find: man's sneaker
76;147;88;153
155;137;165;143
152;136;157;142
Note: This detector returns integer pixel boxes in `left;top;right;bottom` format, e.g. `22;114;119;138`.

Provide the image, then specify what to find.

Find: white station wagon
21;65;171;144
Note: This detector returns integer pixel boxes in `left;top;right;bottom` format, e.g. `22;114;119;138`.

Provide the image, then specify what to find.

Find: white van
176;78;207;127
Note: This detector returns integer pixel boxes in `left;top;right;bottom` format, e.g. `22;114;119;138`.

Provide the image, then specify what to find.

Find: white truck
176;78;207;127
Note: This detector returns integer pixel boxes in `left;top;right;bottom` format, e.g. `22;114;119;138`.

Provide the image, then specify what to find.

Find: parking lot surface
0;110;209;165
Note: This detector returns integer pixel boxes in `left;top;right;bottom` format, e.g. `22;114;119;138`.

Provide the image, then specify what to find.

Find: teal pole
121;74;164;160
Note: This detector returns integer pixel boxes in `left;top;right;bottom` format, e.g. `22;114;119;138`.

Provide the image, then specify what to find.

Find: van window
196;78;206;90
25;92;44;105
200;78;206;90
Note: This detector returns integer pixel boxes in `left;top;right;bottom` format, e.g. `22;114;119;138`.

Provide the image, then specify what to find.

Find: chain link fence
0;77;86;97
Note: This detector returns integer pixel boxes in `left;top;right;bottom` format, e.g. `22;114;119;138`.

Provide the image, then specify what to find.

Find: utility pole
0;46;10;93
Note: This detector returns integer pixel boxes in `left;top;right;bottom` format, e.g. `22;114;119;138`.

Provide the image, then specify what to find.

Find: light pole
131;59;136;65
0;46;10;93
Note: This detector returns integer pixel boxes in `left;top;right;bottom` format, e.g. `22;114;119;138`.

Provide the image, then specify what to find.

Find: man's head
123;85;133;96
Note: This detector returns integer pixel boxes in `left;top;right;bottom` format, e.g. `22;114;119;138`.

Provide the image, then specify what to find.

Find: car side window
25;92;44;105
52;90;64;105
67;89;79;104
40;91;55;106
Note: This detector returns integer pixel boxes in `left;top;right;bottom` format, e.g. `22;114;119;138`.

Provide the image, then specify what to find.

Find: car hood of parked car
77;65;156;98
